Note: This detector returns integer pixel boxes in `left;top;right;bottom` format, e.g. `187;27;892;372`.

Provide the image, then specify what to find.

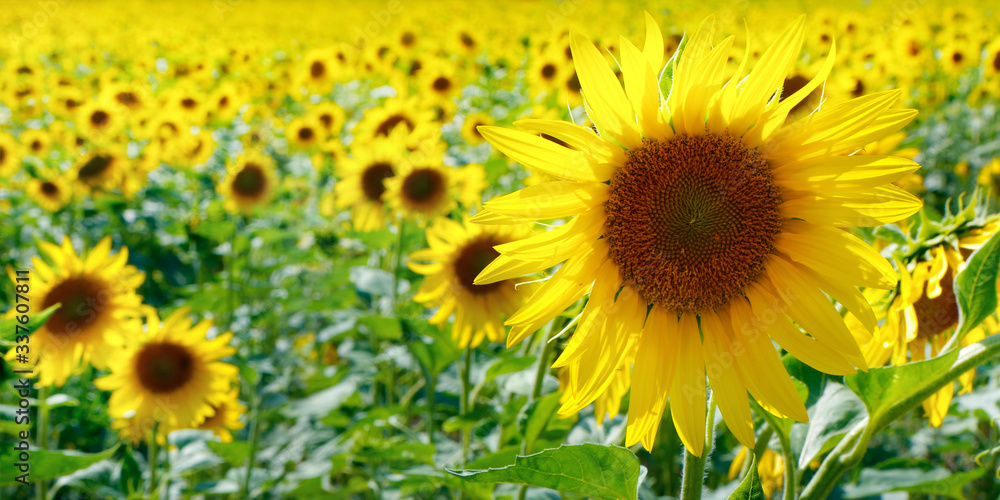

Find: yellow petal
670;312;707;457
626;306;679;450
478;181;608;222
701;311;755;449
569;30;642;149
479;126;605;181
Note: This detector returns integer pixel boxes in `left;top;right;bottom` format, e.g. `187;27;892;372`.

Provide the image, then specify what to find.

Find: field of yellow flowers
2;0;1000;499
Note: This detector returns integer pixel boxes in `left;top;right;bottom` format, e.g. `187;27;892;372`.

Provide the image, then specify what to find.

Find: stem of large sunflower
779;428;796;500
680;392;716;500
148;422;159;496
37;386;49;500
460;346;473;469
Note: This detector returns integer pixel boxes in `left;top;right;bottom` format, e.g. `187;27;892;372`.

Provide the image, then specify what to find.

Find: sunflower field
3;0;1000;498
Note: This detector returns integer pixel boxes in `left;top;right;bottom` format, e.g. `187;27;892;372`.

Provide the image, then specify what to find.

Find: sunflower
4;237;145;387
217;152;276;215
385;162;457;222
95;308;238;434
334;136;406;231
461;112;494;146
27;171;73;212
310;101;347;137
20;129;51;158
188;388;246;442
559;356;631;426
408;217;531;348
474;14;922;454
286;116;324;151
0;133;22;177
76;98;122;143
852;220;999;426
73;148;127;195
355;95;435;142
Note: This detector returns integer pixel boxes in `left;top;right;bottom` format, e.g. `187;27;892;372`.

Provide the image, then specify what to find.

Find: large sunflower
5;237;145;387
474;14;922;454
95;308;238;434
408;217;531;348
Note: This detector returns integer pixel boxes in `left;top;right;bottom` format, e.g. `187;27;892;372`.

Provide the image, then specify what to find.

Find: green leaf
798;383;866;469
0;444;118;485
358;315;402;341
954;229;1000;339
119;446;142;494
843;467;983;500
1;304;60;341
206;440;251;467
729;455;766;500
844;347;959;424
448;444;642;500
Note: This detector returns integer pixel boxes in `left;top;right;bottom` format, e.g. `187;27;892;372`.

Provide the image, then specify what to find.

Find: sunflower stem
801;333;1000;500
460;346;473;469
37;386;49;500
148;422;159;496
680;392;716;500
242;393;261;499
425;370;437;446
517;320;560;500
779;427;796;500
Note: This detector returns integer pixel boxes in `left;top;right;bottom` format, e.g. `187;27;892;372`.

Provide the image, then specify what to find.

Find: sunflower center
432;77;452;92
78;155;113;181
401;32;416;47
310;61;326;78
90;110;110;127
913;266;959;340
31;140;43;152
401;168;445;208
454;237;503;295
116;91;139;107
375;114;415;137
361;162;395;201
233;164;266;197
460;32;476;49
541;64;557;79
319;113;333;128
41;181;59;195
42;277;109;335
0;146;6;163
605;135;782;313
297;127;315;141
136;342;195;393
993;51;1000;72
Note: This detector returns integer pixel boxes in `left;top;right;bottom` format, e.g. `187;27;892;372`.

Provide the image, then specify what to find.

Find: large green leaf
358;315;402;341
448;444;642;500
206;440;251;467
842;467;984;499
844;347;959;423
798;383;866;469
954;229;1000;339
0;444;118;485
728;455;766;500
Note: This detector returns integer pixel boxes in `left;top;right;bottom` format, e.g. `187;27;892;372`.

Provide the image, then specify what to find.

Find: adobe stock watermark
7;0;71;51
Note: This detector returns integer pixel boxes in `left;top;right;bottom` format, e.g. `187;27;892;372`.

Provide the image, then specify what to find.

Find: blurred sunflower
95;308;238;432
73;148;127;195
191;388;246;442
310;101;347;137
978;157;1000;195
76;97;122;142
217;152;276;215
286;116;324;151
27;171;73;212
461;112;494;146
852;215;999;426
355;95;435;141
4;237;145;387
0;133;22;177
20;129;51;158
334;136;406;231
474;14;922;454
408;217;531;348
385;163;457;221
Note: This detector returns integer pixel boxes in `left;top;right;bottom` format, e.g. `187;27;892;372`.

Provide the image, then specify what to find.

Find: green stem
426;371;437;446
460;347;473;469
37;386;49;500
680;392;716;500
517;321;560;500
242;394;261;499
801;334;1000;500
780;431;796;500
392;222;406;310
148;422;159;496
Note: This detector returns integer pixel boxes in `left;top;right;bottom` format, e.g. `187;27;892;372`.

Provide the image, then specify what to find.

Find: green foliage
728;455;766;500
449;444;643;500
955;229;1000;338
0;445;118;485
